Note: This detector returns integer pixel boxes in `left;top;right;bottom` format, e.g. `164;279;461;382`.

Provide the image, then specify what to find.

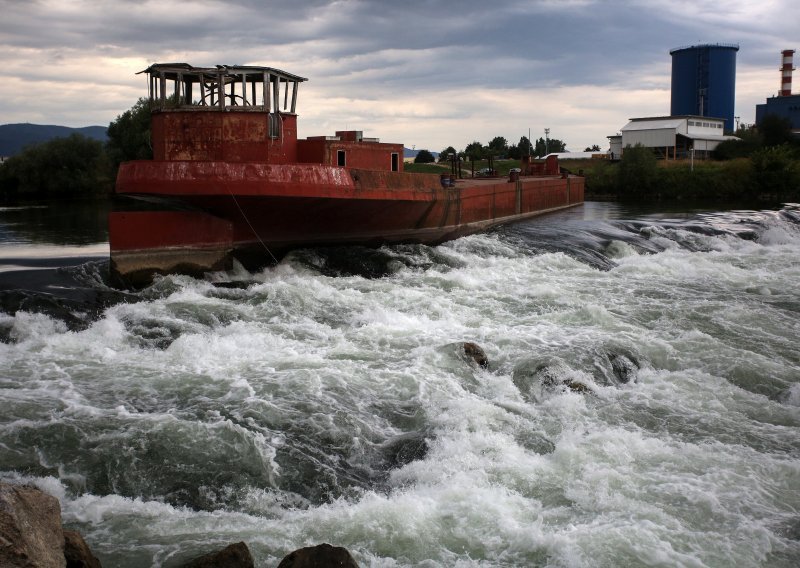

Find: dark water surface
1;200;799;567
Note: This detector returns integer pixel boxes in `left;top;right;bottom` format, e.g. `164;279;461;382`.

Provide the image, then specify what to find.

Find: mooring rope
225;186;279;264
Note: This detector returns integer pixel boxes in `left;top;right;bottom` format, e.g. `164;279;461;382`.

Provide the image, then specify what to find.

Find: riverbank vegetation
0;98;152;202
581;122;800;203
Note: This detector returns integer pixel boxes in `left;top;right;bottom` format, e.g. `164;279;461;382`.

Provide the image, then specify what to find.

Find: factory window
337;150;346;167
391;153;399;172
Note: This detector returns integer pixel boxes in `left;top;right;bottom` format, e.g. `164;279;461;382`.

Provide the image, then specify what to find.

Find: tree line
414;135;570;164
0;98;153;201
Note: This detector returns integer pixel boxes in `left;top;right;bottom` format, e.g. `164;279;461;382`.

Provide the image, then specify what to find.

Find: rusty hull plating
110;63;584;286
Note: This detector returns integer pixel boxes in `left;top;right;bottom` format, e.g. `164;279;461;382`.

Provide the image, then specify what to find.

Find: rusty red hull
110;161;583;285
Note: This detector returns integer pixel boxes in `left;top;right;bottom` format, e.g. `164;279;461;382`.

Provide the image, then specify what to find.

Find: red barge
110;63;584;286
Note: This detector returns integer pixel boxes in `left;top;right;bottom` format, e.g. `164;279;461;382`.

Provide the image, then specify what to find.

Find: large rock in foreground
0;483;66;568
277;543;359;567
64;530;102;568
181;541;254;567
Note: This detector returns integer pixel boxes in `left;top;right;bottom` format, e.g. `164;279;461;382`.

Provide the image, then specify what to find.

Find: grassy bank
575;147;800;203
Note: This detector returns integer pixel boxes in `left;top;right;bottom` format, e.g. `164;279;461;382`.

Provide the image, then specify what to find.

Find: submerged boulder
382;430;430;468
181;541;254;568
462;342;489;368
512;357;595;402
277;543;359;568
0;482;65;568
564;380;593;393
608;352;640;384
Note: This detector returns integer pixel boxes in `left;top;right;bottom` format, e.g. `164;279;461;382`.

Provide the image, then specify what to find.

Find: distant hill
0;123;108;157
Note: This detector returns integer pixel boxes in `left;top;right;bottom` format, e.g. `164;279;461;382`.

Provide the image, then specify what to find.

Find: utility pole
544;128;550;156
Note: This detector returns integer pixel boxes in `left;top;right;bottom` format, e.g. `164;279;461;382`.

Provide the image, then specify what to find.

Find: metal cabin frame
140;63;307;114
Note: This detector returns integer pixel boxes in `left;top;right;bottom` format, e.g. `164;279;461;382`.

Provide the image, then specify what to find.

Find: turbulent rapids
1;202;799;567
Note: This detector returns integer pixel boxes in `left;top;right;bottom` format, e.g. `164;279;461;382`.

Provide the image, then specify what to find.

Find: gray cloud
1;0;797;150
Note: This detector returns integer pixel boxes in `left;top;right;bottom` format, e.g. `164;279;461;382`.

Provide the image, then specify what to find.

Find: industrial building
609;116;737;159
755;49;800;135
608;43;740;159
670;43;739;132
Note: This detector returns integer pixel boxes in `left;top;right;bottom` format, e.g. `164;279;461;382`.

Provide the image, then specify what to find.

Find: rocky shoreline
0;482;359;568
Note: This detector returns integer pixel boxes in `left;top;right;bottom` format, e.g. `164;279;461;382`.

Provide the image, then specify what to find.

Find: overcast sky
1;0;797;153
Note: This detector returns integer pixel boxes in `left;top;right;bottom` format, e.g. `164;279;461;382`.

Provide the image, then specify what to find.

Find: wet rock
0;320;13;344
0;290;84;333
277;543;359;568
513;358;596;401
462;342;488;368
291;246;403;279
64;530;101;568
608;352;640;384
181;541;254;568
535;363;567;389
565;380;592;393
0;482;65;568
514;430;556;455
585;346;643;386
382;431;429;468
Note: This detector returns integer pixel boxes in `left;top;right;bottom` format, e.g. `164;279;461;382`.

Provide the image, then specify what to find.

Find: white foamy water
1;203;799;567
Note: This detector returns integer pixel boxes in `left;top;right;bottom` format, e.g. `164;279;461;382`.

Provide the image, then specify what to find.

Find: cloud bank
0;0;796;152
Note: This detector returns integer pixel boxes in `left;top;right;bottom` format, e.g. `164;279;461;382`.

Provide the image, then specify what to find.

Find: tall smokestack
781;49;795;96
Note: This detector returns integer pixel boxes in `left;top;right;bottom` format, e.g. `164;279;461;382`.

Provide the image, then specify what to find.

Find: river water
0;201;798;567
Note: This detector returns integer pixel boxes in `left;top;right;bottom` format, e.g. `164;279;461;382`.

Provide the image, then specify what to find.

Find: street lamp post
544;128;550;156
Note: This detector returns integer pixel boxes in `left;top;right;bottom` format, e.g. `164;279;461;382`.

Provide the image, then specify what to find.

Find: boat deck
450;175;565;187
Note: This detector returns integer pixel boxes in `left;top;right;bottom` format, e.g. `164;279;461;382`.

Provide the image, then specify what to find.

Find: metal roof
621;118;686;131
628;115;725;122
669;43;739;54
138;63;308;83
679;133;740;142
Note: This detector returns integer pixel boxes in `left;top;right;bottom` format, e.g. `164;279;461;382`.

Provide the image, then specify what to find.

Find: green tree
106;97;153;169
714;125;762;160
584;144;601;152
464;141;486;161
438;146;457;163
751;145;800;199
414;149;436;163
508;136;532;159
0;134;112;200
534;136;566;156
617;144;658;198
488;136;508;156
759;114;794;147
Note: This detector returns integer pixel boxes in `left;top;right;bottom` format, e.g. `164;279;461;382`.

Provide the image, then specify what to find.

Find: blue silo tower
670;43;739;131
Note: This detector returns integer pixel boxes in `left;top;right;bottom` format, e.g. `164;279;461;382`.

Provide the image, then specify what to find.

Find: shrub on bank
751;145;800;201
0;134;113;201
583;152;798;203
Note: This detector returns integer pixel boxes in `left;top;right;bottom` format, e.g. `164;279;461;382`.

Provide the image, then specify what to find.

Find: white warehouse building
608;116;739;160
